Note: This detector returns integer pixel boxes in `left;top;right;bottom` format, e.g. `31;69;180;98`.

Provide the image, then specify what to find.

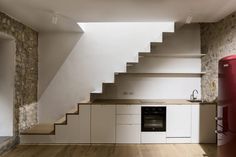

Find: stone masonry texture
201;12;236;102
0;11;38;154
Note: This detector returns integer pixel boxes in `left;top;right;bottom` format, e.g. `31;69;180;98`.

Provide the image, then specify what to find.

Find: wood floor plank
2;144;217;157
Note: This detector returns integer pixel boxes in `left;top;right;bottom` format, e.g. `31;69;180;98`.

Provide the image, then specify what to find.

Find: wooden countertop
89;99;216;105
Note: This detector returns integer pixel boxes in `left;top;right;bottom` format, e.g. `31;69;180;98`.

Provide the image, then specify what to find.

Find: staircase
21;24;204;143
20;30;175;136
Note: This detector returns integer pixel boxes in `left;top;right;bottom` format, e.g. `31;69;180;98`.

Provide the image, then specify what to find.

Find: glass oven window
141;107;166;132
143;115;164;128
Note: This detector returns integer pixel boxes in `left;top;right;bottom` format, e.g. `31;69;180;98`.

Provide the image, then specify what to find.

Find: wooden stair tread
93;99;141;104
91;90;102;94
117;72;206;76
55;116;66;124
21;124;54;135
78;99;92;104
67;106;79;114
103;82;114;86
139;53;205;58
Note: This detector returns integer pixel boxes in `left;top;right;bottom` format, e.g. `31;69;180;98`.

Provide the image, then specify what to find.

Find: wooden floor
0;137;10;144
2;144;217;157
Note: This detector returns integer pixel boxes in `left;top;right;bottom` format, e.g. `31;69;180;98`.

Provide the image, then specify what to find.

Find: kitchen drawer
116;115;141;125
116;124;141;143
141;132;166;143
166;137;191;143
116;105;141;115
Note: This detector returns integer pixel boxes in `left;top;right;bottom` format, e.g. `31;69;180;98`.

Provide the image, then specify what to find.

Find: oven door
141;107;166;132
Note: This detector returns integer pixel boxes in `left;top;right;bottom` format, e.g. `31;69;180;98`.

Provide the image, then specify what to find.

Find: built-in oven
141;106;166;132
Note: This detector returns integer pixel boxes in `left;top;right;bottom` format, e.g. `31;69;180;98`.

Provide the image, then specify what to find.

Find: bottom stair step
20;124;55;135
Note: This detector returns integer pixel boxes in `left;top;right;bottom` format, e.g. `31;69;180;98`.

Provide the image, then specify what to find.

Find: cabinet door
116;115;141;125
116;105;141;115
167;105;191;138
91;105;115;143
199;105;216;143
116;124;140;143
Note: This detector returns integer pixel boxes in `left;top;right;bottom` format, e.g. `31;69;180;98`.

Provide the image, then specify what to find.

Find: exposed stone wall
201;12;236;102
0;12;38;153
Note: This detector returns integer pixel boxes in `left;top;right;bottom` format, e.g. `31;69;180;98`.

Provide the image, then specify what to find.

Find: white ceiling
0;0;235;32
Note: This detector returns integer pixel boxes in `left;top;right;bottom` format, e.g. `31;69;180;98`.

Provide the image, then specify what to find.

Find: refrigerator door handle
215;130;224;134
215;117;223;121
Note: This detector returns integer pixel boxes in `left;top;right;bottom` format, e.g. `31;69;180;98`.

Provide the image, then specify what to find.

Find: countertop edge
80;99;217;105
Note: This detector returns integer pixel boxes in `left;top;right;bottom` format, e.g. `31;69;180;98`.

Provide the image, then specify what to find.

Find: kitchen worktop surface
88;99;216;105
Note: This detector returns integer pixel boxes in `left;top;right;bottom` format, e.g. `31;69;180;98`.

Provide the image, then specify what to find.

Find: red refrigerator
218;55;236;157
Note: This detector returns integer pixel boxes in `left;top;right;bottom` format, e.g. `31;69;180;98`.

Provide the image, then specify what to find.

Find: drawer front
116;115;141;125
141;132;166;143
166;138;191;143
116;125;141;143
116;105;141;115
91;105;116;143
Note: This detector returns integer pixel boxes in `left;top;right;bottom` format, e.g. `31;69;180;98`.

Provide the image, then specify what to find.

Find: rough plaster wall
0;11;38;154
201;12;236;102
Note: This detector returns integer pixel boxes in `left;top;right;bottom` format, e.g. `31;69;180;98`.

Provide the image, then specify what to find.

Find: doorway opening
0;34;15;144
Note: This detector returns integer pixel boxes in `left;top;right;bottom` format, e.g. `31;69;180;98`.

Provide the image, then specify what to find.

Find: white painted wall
128;57;201;73
98;24;202;100
100;76;201;99
38;22;174;123
0;39;15;136
38;32;82;97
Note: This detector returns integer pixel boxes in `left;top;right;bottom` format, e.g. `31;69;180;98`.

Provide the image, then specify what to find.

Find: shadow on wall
38;32;82;98
199;105;217;144
198;104;217;157
200;144;218;157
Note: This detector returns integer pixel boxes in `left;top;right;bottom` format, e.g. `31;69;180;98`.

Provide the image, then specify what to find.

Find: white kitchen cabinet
116;105;141;115
166;137;191;143
55;105;91;143
199;105;216;143
116;105;141;143
192;104;216;143
116;115;141;125
116;124;141;143
167;105;192;138
141;132;166;143
91;105;116;143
